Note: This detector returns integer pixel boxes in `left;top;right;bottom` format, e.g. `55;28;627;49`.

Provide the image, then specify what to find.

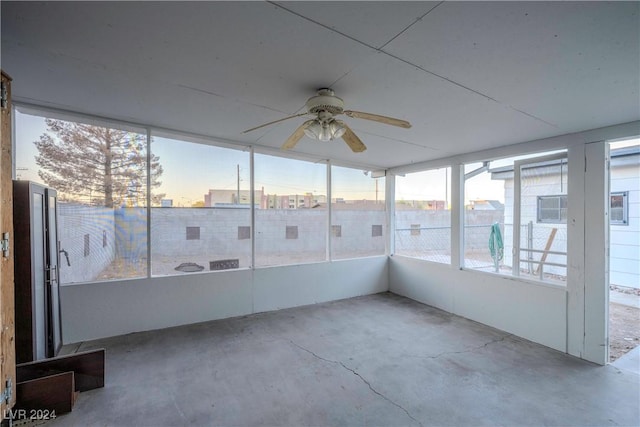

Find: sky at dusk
14;110;639;207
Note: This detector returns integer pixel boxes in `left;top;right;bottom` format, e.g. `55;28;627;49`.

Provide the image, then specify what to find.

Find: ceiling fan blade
341;124;367;153
242;112;308;134
281;122;307;150
343;110;411;129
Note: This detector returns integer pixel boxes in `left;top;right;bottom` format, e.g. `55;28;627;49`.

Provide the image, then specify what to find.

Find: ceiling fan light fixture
303;118;346;142
329;119;346;139
303;119;322;139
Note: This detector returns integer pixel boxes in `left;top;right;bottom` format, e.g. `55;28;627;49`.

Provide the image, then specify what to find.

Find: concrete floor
52;293;639;427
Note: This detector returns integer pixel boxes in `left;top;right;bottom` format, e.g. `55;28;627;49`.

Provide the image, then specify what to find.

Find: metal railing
396;222;568;282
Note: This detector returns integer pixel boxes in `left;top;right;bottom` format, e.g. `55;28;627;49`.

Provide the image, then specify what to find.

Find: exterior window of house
610;192;628;225
332;225;342;238
537;195;568;223
411;224;421;236
372;225;383;237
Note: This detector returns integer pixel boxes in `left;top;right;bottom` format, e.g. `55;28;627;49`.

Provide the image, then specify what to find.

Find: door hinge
0;81;7;109
1;233;9;258
1;378;12;405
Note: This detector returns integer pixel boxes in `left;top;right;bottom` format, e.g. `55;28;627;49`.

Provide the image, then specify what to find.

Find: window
331;166;385;259
15;107;411;281
395;167;451;264
186;226;200;240
537;195;567;223
15;110;149;284
254;154;327;267
150;135;251;276
609;138;639;291
610;192;628;225
464;151;568;284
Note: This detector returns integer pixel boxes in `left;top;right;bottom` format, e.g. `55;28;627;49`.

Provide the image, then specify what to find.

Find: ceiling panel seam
268;2;499;101
269;1;556;130
508;106;558;128
377;1;445;50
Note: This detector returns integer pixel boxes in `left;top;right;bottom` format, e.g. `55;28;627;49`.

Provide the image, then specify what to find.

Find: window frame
610;191;629;225
536;195;568;224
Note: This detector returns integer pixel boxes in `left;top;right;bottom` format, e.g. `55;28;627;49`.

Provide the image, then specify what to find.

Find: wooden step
17;348;105;392
7;348;105;421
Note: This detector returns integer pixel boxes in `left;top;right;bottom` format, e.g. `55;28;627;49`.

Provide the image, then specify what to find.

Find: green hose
489;222;504;261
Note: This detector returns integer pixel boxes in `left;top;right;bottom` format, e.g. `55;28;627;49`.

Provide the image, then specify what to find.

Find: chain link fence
395;219;568;284
395;226;451;264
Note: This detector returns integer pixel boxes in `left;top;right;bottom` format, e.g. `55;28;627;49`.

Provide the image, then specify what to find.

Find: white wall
389;121;640;365
60;256;388;343
389;256;567;351
610;160;640;288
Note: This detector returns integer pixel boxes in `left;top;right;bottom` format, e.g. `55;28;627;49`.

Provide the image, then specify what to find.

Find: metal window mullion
451;164;463;269
327;162;332;261
250;147;255;269
146;128;152;278
513;162;522;277
386;171;395;256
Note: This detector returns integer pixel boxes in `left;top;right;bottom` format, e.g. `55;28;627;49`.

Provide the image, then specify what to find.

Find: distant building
396;200;447;210
204;188;327;209
161;199;173;207
332;199;385;210
204;189;264;207
260;192;326;209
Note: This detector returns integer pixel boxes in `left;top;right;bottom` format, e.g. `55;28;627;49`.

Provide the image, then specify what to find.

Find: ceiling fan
242;88;411;153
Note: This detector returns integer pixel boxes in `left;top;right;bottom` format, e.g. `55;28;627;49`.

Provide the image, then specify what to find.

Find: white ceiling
2;1;638;169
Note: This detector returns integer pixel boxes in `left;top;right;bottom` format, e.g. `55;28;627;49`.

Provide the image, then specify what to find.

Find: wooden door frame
1;70;17;413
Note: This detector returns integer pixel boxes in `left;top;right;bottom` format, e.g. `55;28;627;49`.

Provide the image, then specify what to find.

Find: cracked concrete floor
52;293;639;427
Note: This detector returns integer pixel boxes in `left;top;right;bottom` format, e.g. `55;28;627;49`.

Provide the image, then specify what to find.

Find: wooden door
1;70;16;411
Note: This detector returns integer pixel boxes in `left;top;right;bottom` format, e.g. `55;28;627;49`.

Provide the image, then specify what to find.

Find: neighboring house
490;146;639;288
467;199;504;211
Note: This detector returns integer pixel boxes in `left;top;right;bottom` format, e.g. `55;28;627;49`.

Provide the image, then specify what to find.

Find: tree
35;119;164;207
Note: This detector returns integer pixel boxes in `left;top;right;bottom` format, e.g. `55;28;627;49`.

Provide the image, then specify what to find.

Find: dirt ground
609;302;640;362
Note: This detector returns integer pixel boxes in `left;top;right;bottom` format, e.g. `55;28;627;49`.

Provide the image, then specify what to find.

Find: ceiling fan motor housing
306;88;344;115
